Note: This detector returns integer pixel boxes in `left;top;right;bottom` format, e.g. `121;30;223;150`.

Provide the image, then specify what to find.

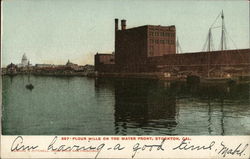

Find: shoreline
2;72;250;84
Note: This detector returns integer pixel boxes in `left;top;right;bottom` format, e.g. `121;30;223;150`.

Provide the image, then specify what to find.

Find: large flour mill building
95;18;250;78
115;19;176;72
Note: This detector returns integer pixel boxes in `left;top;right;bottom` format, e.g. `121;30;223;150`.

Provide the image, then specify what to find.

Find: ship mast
220;10;226;51
204;10;225;77
208;28;212;52
203;10;240;77
203;10;228;52
176;37;182;54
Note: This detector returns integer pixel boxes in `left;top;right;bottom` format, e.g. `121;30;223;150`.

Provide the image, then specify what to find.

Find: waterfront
2;75;250;135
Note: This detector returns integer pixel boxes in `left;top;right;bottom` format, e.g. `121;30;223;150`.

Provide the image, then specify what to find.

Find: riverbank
1;71;96;77
96;72;250;84
2;70;250;84
2;63;96;77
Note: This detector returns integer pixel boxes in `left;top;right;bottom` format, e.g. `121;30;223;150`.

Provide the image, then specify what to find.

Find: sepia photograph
1;0;250;158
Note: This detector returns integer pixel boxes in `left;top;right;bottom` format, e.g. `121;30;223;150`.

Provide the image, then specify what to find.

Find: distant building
17;54;32;67
82;64;95;72
65;60;78;70
35;64;54;68
66;60;77;66
21;54;28;65
7;63;18;73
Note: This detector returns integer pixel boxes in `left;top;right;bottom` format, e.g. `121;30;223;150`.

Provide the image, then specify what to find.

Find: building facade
94;19;250;78
115;19;176;72
148;49;250;77
17;54;31;67
94;53;115;72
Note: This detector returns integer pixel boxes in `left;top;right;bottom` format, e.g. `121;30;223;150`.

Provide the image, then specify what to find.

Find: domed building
17;53;32;67
21;54;28;66
65;59;78;70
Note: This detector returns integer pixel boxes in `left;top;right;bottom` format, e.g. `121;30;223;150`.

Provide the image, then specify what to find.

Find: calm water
2;75;250;135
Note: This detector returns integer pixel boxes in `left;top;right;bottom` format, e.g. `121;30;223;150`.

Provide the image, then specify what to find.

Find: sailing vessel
200;10;241;84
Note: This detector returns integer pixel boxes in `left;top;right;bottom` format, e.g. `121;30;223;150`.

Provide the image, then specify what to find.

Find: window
149;45;154;51
155;39;159;44
150;39;154;43
155;32;159;36
149;32;154;36
149;46;154;56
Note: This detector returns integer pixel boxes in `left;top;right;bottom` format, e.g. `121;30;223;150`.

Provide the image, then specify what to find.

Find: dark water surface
2;75;250;135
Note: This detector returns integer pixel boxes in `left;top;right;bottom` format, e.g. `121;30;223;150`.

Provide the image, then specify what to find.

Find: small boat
26;83;34;90
25;62;34;90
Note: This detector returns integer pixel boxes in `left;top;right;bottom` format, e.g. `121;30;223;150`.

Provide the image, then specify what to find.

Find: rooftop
117;24;175;31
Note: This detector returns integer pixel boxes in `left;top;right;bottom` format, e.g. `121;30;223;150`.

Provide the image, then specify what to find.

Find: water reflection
95;78;250;135
2;75;250;135
113;79;177;135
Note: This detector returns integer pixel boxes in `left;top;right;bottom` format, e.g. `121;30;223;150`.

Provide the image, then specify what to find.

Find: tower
21;53;28;66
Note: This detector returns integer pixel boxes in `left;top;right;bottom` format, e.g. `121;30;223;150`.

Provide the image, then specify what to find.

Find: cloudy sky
1;0;249;66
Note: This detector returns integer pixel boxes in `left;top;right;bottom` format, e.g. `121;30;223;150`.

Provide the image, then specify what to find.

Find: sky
1;0;249;67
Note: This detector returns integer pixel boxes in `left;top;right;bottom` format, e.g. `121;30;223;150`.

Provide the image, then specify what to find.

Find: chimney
115;18;119;31
121;19;126;30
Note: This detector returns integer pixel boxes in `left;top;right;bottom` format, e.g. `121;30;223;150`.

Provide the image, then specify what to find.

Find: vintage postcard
1;0;250;158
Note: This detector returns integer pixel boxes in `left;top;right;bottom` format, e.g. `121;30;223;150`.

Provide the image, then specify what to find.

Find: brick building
148;49;250;77
115;19;176;72
94;19;250;78
94;53;115;72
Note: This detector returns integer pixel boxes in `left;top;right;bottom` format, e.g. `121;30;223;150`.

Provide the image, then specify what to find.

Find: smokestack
121;19;126;30
115;18;119;31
